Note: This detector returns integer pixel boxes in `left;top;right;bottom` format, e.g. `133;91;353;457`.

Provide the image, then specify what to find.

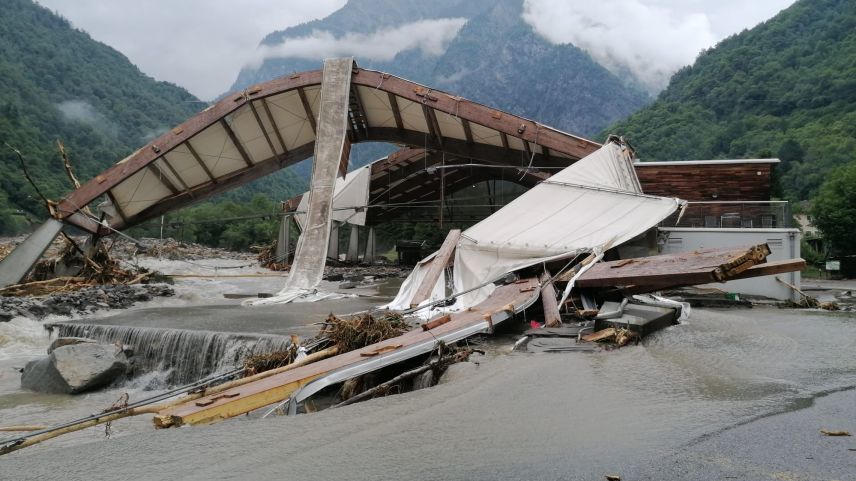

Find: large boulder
47;336;96;354
21;343;129;394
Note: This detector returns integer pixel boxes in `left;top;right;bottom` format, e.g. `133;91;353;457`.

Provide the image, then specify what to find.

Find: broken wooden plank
576;245;771;288
617;258;806;295
409;229;461;308
539;270;561;328
581;328;616;342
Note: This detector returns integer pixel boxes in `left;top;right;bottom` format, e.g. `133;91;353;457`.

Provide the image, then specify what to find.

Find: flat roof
635;158;780;166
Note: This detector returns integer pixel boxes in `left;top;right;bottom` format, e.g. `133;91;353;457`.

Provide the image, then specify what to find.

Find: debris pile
321;312;410;352
254;240;289;271
243;338;301;376
111;237;251;261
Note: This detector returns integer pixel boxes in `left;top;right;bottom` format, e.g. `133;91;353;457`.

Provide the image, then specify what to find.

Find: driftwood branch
5;143;51;209
57;140;82;189
56;140;95;218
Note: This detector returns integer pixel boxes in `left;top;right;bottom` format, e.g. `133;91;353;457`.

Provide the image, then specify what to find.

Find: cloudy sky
38;0;794;99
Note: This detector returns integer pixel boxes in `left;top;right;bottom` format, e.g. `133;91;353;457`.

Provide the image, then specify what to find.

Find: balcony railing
661;201;790;229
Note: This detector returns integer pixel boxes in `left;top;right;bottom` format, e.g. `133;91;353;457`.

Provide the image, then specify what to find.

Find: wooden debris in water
321;312;410;352
255;240;289;271
244;349;298;376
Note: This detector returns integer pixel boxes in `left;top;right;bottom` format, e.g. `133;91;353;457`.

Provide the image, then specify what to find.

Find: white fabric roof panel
469;122;504;147
187;122;246;178
162;148;210;187
265;91;317;150
434;110;467;141
397;98;430;132
152;158;185;190
110;168;173;217
227;107;269;163
294;164;372;228
357;86;397;128
385;142;684;309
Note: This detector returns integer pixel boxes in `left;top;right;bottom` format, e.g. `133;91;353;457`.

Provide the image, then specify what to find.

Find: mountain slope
609;0;856;200
0;0;200;232
0;1;307;234
232;0;649;145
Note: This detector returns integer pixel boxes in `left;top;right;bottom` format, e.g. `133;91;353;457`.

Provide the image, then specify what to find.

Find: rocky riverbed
0;284;174;321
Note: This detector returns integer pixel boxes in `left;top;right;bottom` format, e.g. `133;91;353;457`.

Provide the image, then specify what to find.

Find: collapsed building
0;59;805;452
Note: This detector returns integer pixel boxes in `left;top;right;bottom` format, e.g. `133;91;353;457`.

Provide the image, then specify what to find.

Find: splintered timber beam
616;258;807;295
577;244;773;289
410;229;461;308
539;271;561;328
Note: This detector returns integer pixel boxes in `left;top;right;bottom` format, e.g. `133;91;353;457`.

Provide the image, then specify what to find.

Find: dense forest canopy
609;0;856;201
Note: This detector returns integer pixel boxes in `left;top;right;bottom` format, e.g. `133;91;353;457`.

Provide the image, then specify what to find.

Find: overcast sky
37;0;794;99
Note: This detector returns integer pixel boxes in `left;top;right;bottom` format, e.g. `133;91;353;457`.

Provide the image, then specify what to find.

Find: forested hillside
0;1;305;236
609;0;856;200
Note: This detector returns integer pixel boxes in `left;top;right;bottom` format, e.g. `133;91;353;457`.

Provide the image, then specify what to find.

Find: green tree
811;161;856;255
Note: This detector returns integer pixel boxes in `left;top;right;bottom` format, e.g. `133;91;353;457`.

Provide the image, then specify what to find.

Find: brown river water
1;261;855;480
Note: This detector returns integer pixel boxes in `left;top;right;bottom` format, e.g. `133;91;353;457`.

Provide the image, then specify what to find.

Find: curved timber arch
54;63;600;234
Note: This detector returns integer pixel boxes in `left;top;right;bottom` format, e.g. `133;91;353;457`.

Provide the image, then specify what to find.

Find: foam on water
0;316;51;361
51;323;294;385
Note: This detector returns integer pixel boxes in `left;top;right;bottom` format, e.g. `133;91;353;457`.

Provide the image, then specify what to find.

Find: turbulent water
3;306;855;480
51;323;293;385
1;258;855;480
0;256;395;447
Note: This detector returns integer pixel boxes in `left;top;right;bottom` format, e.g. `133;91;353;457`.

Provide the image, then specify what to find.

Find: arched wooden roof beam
53;66;599;234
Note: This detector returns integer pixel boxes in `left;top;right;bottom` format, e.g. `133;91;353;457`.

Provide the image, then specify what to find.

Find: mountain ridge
608;0;856;200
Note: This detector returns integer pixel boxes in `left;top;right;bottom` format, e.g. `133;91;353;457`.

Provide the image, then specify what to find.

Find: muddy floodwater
2;264;855;480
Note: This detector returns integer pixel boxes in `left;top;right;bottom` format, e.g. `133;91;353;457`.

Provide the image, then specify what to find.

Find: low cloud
57;99;118;137
522;0;795;93
37;0;347;99
247;18;468;68
57;100;99;124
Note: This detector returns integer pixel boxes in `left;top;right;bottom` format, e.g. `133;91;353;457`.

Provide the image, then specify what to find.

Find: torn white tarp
382;252;446;312
392;140;685;310
246;58;353;306
294;163;372;229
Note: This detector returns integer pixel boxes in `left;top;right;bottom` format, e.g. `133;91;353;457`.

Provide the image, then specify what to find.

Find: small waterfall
49;323;294;385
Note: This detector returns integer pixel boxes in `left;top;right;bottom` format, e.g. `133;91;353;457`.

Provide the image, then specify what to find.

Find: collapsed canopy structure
50;62;600;236
387;140;684;310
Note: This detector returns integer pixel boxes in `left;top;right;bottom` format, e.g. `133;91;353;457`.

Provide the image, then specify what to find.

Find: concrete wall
659;227;801;302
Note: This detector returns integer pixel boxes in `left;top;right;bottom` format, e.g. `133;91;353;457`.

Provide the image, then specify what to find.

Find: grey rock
21;343;129;394
21;357;69;393
48;336;97;354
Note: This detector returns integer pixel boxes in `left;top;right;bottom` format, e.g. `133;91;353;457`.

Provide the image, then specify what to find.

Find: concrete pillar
327;223;340;260
364;227;376;264
275;215;291;262
346;224;359;262
0;218;63;288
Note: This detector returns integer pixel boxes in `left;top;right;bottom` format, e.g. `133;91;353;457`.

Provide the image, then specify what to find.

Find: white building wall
659;227;801;302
